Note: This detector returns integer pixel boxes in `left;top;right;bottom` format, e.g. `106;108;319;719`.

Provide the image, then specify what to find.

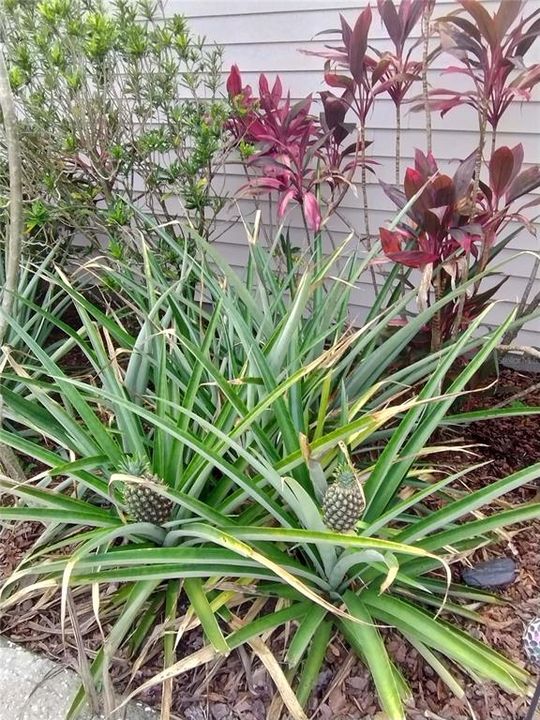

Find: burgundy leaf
410;93;471;117
495;0;523;39
380;226;405;253
514;16;540;57
378;0;402;51
439;26;484;61
512;65;540;91
404;167;435;213
380;181;407;208
305;130;334;164
489;146;515;199
373;72;422;95
288;96;313;123
320;91;348;129
404;167;425;200
251;155;292;173
450;227;481;256
401;0;425;41
461;0;498;48
313;27;343;38
324;63;355;90
303;192;322;231
271;75;283;103
441;15;482;42
387;249;438;268
423;210;441;236
453;150;477;200
431;175;455;208
227;65;242;97
414;149;438;177
342;139;373;155
506;166;540;203
478;179;493;206
469;278;508;306
349;5;373;86
277;189;296;218
340;14;353;48
247;177;284;191
259;74;270;97
371;57;392;85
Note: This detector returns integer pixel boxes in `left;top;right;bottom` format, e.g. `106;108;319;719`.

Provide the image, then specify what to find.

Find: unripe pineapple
322;462;365;532
120;457;173;525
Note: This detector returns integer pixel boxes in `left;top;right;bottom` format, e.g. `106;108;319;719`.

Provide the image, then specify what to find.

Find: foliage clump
0;0;231;253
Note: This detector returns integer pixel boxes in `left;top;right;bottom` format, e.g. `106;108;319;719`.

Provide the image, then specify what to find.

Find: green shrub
0;218;538;720
0;0;231;255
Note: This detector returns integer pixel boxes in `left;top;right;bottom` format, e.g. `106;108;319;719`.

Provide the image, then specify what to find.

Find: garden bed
1;367;539;720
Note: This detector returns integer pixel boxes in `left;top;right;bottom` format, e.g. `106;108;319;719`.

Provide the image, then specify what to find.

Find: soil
1;367;539;720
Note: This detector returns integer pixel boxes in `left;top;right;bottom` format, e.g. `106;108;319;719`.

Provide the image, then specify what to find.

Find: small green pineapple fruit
322;462;365;532
120;456;173;526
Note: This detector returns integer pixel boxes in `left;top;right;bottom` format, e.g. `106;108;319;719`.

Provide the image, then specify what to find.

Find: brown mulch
0;367;539;719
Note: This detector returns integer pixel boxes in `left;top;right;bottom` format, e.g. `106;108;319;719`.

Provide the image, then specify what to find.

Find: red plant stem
360;122;379;296
301;205;312;248
422;3;434;155
395;103;401;184
470;99;489;291
491;127;497;158
395;102;407;320
453;96;488;337
430;269;443;352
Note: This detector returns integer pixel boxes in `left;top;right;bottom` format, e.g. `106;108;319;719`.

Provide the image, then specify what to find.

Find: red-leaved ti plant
379;145;540;345
477;144;540;268
413;0;540;153
301;1;433;286
379;149;482;275
374;0;434;179
226;65;361;233
303;1;433;152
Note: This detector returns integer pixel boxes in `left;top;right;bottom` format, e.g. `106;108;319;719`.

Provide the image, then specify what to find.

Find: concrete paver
0;638;156;720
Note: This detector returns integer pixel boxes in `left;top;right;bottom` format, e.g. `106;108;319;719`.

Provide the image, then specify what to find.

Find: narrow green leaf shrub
0;0;231;254
0;222;538;719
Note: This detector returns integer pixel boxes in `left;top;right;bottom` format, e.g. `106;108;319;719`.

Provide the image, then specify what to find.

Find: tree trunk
0;48;22;344
0;47;26;481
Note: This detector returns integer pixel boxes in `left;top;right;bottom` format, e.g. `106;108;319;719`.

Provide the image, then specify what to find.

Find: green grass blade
183;578;229;653
286;603;328;668
295;619;333;708
342;591;405;720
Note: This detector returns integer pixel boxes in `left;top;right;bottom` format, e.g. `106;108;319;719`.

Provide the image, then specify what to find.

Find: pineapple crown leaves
331;441;363;488
108;455;175;526
118;454;151;479
108;454;165;503
332;462;357;487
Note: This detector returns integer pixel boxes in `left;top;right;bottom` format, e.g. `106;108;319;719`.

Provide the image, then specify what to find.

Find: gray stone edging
499;351;540;374
0;637;156;720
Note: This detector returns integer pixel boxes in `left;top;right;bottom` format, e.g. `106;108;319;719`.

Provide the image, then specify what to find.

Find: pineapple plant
322;462;365;532
119;456;173;525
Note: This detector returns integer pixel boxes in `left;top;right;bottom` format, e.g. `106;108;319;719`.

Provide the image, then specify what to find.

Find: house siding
182;0;540;346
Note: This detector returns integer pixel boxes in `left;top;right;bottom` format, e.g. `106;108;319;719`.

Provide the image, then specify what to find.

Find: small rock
185;706;208;720
210;703;230;720
462;557;517;588
347;675;369;692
